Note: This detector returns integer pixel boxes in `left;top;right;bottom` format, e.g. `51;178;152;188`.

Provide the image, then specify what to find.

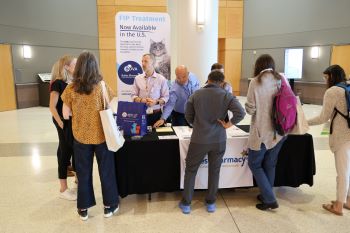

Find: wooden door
0;44;17;111
331;45;350;78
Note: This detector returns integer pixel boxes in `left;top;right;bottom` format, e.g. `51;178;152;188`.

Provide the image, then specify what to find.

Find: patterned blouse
61;81;115;145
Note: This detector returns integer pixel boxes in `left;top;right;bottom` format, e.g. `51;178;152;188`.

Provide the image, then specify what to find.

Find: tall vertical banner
116;12;171;101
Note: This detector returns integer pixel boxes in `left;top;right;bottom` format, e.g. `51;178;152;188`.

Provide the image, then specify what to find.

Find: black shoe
256;194;263;203
77;209;88;221
104;204;119;218
256;202;279;210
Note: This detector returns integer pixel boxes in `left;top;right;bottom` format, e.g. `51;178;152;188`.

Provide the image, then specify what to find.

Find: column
168;0;218;84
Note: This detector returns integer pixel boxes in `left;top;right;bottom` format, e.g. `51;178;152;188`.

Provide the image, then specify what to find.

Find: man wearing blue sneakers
179;70;245;214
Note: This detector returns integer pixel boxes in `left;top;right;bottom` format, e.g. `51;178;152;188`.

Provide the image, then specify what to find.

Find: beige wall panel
115;6;166;13
218;8;226;38
100;50;117;93
219;0;227;7
99;37;116;50
227;1;243;8
218;51;225;65
225;8;243;38
97;0;115;5
331;45;350;78
0;44;17;111
218;39;226;65
116;0;166;7
225;38;242;50
218;38;226;52
224;50;242;94
98;6;116;38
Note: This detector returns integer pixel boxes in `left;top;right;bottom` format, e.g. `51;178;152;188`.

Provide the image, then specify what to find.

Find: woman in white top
245;54;287;211
308;65;350;216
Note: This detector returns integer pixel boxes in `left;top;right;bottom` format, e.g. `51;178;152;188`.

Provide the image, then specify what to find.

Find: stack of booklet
173;125;249;139
172;126;193;139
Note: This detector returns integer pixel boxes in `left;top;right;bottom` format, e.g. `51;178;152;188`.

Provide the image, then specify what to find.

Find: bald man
153;65;200;127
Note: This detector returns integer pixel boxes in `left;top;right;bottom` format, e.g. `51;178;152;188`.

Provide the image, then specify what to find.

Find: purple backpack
272;77;297;136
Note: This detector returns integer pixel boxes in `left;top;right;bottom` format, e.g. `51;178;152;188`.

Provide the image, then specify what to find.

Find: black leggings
53;118;74;179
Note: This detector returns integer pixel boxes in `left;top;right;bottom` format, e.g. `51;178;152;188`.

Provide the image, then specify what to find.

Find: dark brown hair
323;65;346;88
254;54;281;83
208;70;225;83
73;51;102;94
211;63;224;71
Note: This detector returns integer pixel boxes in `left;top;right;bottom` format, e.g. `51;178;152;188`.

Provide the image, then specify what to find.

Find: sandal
331;200;350;210
322;203;343;216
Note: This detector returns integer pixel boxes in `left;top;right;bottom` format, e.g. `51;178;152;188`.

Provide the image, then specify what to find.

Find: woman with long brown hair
61;51;119;221
245;54;287;211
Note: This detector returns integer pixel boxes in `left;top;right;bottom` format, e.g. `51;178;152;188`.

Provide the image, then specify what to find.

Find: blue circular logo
118;61;142;85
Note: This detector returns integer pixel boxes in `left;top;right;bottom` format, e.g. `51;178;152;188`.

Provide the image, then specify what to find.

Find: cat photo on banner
149;39;171;81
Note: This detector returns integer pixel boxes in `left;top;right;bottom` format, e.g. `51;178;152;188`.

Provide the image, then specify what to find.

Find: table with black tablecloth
236;125;316;188
115;131;180;198
115;126;316;198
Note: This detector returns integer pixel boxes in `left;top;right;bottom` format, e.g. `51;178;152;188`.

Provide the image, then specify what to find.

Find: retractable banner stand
116;12;171;101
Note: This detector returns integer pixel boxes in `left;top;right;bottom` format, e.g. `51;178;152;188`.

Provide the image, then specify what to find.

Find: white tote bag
99;81;125;152
289;96;309;135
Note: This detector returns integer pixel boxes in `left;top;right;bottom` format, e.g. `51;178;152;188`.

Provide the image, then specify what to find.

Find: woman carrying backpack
307;65;350;216
245;54;287;211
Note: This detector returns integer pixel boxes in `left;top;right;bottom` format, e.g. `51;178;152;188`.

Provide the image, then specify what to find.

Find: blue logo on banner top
118;61;142;85
200;155;248;168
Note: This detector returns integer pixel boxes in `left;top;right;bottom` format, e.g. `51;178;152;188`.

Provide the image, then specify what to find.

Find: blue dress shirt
161;72;200;120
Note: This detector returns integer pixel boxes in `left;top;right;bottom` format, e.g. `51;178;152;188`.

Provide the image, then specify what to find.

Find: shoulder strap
100;81;110;110
336;82;347;89
330;107;350;134
330;109;338;134
330;83;350;134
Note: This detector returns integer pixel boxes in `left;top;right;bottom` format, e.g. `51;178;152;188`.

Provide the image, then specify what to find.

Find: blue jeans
248;137;286;204
74;140;119;209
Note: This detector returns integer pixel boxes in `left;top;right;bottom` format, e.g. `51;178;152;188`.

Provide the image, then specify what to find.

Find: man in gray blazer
179;70;245;214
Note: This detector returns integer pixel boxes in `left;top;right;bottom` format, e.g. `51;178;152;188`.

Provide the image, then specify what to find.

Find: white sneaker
70;187;77;196
59;189;77;201
71;181;78;191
